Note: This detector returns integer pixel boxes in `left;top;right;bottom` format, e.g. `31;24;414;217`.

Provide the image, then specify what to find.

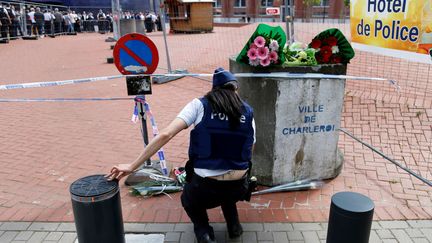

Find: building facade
213;0;349;23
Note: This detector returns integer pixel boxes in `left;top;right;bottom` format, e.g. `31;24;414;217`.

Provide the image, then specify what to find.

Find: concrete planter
230;57;345;186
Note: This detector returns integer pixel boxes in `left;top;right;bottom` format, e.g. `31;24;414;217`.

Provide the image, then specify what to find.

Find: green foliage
344;0;350;6
303;0;321;7
282;44;318;66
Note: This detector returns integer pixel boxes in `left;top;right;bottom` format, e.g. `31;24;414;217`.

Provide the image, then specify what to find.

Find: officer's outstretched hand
106;164;134;181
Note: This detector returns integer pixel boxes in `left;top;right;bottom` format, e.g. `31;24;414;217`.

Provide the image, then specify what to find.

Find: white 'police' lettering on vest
211;112;246;123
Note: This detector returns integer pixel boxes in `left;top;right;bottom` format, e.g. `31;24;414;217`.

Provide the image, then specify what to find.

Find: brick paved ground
0;24;431;227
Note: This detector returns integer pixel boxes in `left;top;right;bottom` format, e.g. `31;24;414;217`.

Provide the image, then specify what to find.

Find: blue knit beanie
212;67;237;88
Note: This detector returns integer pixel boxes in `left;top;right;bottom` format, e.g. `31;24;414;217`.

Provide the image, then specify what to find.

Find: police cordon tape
0;72;399;91
0;97;133;102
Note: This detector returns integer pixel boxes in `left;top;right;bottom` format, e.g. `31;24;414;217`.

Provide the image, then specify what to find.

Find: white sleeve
176;98;203;127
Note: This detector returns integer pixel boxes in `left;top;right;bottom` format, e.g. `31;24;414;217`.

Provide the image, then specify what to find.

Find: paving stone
242;232;257;243
211;223;226;232
302;231;320;243
214;231;226;243
289;241;306;243
179;232;195;243
405;228;425;238
13;231;34;241
288;231;304;241
272;232;288;242
316;230;326;240
27;231;48;243
410;238;430;243
165;232;181;242
293;223;322;231
145;223;175;232
0;222;31;231
379;221;409;229
382;239;398;243
407;220;432;228
173;223;194;232
263;223;293;231
58;232;77;243
28;222;59;231
376;229;395;239
242;223;264;232
45;232;64;241
420;228;432;241
10;241;26;243
257;231;273;241
124;223;146;233
371;221;382;230
56;223;76;232
391;229;413;243
0;231;19;243
368;230;381;243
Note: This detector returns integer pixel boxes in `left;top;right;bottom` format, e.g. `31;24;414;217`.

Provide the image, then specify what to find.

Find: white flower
249;58;260;66
269;39;279;51
332;46;339;54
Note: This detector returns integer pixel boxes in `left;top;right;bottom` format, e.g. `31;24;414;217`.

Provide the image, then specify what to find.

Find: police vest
189;97;254;170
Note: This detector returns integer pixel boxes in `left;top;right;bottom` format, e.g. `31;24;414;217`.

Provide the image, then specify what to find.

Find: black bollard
326;191;374;243
70;175;125;243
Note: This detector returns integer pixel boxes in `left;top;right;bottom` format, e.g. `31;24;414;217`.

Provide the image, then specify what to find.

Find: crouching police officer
106;67;255;243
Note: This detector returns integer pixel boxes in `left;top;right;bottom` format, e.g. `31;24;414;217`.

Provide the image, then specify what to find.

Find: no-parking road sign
113;33;159;75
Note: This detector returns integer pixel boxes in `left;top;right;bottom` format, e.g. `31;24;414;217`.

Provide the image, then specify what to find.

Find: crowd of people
0;3;114;40
0;2;163;41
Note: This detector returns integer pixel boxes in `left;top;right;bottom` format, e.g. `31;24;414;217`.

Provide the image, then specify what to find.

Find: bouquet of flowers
309;28;355;64
236;24;286;67
282;42;318;66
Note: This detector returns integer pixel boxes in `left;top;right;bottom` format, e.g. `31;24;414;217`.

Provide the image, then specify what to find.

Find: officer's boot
221;203;243;238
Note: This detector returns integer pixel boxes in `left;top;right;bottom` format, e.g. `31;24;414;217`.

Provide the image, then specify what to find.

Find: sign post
113;33;168;177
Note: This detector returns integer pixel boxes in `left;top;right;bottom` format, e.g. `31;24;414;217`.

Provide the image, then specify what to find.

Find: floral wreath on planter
236;24;286;67
309;28;355;64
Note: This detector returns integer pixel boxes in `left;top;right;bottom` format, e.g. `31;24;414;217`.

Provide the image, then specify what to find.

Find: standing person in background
6;4;17;39
87;12;95;32
71;11;79;33
81;11;88;31
96;9;106;33
27;7;35;35
63;11;73;33
33;7;44;36
0;3;11;40
53;8;62;34
107;68;255;243
12;5;23;37
43;9;54;35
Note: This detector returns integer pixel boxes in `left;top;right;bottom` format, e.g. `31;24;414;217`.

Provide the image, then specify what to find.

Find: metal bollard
70;175;125;243
326;191;374;243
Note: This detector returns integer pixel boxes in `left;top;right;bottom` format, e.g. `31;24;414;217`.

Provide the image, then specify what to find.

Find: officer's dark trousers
181;174;248;240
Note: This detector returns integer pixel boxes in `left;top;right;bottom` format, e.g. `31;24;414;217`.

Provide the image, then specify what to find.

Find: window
235;0;246;7
320;0;329;6
172;4;188;18
213;0;222;8
261;0;273;7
